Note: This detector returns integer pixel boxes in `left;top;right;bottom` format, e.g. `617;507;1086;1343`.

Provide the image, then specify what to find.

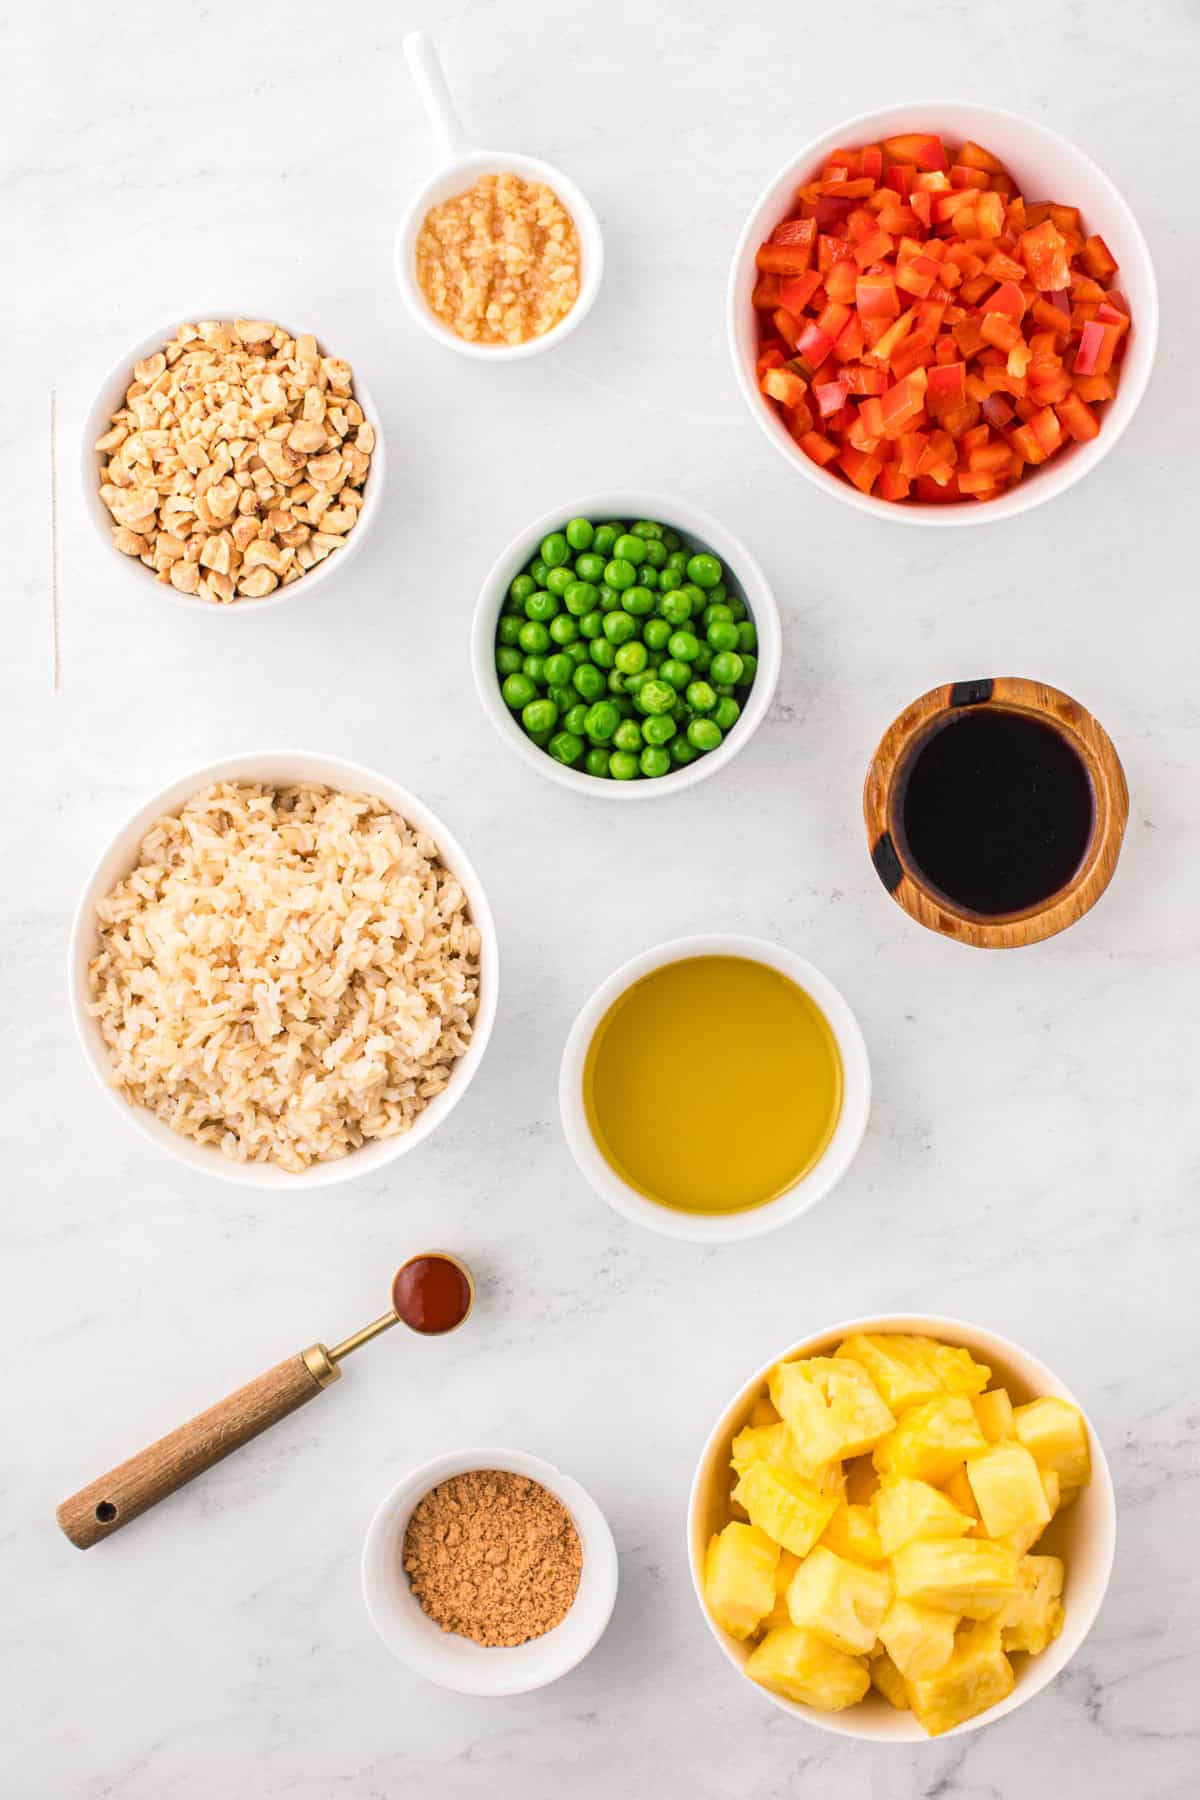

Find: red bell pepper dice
1019;220;1072;291
926;361;967;415
761;366;809;408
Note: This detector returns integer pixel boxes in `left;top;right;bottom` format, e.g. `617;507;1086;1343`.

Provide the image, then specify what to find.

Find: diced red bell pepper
814;376;850;417
855;272;900;319
1055;390;1100;441
926;361;967;415
770;217;818;252
957;139;1007;174
877;462;911;501
761;366;809;408
1019;220;1072;291
1081;234;1118;281
778;271;821;315
795;321;835;372
837;444;883;492
879;367;929;437
1073;319;1121;376
799;429;839;467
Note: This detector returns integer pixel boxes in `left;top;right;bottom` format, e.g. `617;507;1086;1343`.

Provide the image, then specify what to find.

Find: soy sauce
392;1255;473;1335
899;708;1094;916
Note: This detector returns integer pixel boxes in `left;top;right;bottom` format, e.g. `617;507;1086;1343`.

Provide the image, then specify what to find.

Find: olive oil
583;955;843;1215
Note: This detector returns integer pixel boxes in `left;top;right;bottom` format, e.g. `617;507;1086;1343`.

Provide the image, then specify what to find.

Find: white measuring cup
395;31;604;360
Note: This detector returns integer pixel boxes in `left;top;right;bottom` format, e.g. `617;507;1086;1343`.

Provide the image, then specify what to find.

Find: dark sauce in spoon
899;709;1094;916
392;1254;473;1335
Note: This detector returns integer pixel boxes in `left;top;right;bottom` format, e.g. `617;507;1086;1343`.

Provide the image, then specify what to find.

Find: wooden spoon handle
56;1348;335;1549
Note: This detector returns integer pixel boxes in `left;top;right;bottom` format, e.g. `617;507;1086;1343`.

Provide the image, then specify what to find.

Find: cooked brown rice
86;781;481;1171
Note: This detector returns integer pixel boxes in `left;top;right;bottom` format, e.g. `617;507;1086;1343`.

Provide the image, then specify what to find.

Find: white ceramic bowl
396;150;603;362
559;934;870;1241
69;750;498;1189
82;313;386;610
362;1446;619;1694
729;101;1158;527
688;1313;1117;1741
472;494;782;799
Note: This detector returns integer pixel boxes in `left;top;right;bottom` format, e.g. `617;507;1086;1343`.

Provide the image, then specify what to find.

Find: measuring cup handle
404;29;472;165
56;1347;339;1549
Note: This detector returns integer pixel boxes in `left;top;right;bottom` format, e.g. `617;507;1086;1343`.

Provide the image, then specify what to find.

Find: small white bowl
362;1447;619;1695
728;101;1158;527
471;494;782;800
395;33;603;362
688;1313;1117;1741
69;750;498;1189
559;934;869;1241
82;313;386;610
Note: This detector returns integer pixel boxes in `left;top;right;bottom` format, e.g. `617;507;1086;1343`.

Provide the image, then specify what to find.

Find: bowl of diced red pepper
729;103;1157;522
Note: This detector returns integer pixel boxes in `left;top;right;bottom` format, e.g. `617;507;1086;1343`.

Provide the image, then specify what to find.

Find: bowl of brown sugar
362;1448;619;1694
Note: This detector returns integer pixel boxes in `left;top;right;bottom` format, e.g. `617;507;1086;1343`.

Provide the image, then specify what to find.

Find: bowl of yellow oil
558;935;870;1242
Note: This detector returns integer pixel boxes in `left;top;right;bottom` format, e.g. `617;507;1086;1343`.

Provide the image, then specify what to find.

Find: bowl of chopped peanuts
83;315;385;609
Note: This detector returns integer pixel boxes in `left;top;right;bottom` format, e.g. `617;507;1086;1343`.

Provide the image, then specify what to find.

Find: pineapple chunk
748;1394;781;1427
1013;1397;1091;1489
967;1444;1052;1541
705;1522;779;1640
871;1648;911;1710
836;1333;990;1410
745;1625;870;1710
785;1545;892;1654
761;1549;802;1630
731;1422;803;1479
893;1538;1019;1618
874;1477;974;1557
906;1619;1015;1736
942;1465;981;1523
972;1388;1016;1442
874;1394;989;1486
821;1500;885;1565
733;1461;837;1558
770;1357;895;1470
844;1455;880;1506
879;1598;959;1681
996;1554;1065;1655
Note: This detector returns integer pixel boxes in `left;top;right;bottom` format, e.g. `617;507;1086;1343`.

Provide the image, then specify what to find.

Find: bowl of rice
69;751;498;1187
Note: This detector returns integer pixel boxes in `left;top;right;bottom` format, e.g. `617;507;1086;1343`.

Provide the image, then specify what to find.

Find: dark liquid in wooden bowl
899;710;1095;916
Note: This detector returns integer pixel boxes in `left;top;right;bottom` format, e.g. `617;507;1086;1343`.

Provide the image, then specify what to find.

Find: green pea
739;653;758;684
707;619;739;653
579;611;604;640
522;697;558;734
714;682;735;698
595;587;619;614
573;662;604;701
692;643;713;674
584;700;620;744
608;670;628;695
502;673;536;709
615;640;648;675
624;586;654;616
527;727;552;748
548;683;574;713
609;750;639;781
518;620;550;654
543;652;572;687
639;679;676;716
659;658;691;690
642;713;676;747
604;558;636;592
522;654;547;684
566;641;591;667
603;610;636;645
737;621;757;653
666;550;689;575
565;702;589;734
713;696;741;731
547;730;584;766
611;534;642;565
589;637;616;669
702;602;734;629
726;595;746;622
525;590;559;623
564;580;599;615
684;583;707;610
640;537;668;568
546;566;574;597
662;528;681;550
707;581;728;605
640;745;670;778
529;558;549;585
497;617;522;646
687;552;722;589
686;680;717;713
710;650;744;686
565;517;594;551
592;524;618;555
631;519;664;540
643;617;672;652
613;718;644;753
510;572;537;603
687;717;723;752
668;630;700;661
549;613;579;645
585;747;610;777
625;669;653;695
541;531;570;568
496;646;523;676
671;736;700;767
574;551;606;583
659;588;693;626
637;566;660;590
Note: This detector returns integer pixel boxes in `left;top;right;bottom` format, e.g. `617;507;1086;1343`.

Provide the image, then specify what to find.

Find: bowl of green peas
472;494;781;795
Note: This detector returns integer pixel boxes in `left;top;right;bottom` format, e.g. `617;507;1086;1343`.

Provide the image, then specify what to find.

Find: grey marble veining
3;0;1199;1794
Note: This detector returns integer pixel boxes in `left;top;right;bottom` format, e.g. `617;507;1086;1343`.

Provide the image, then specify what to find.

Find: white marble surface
4;0;1199;1793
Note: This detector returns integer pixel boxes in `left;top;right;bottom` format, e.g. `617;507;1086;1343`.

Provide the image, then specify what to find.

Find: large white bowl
728;101;1158;527
362;1446;619;1694
69;750;498;1189
82;313;386;610
471;494;782;800
688;1314;1117;1741
559;934;870;1241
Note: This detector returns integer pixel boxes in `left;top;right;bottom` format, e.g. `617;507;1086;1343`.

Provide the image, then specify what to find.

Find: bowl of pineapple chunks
688;1316;1115;1740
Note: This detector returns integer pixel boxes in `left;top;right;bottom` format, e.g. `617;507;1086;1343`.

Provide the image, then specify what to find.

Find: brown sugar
403;1469;583;1647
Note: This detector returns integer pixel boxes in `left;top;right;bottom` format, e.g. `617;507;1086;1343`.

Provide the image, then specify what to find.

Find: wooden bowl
863;677;1128;949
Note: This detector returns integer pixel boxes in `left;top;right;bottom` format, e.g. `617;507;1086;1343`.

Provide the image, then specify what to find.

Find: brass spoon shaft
327;1310;399;1363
